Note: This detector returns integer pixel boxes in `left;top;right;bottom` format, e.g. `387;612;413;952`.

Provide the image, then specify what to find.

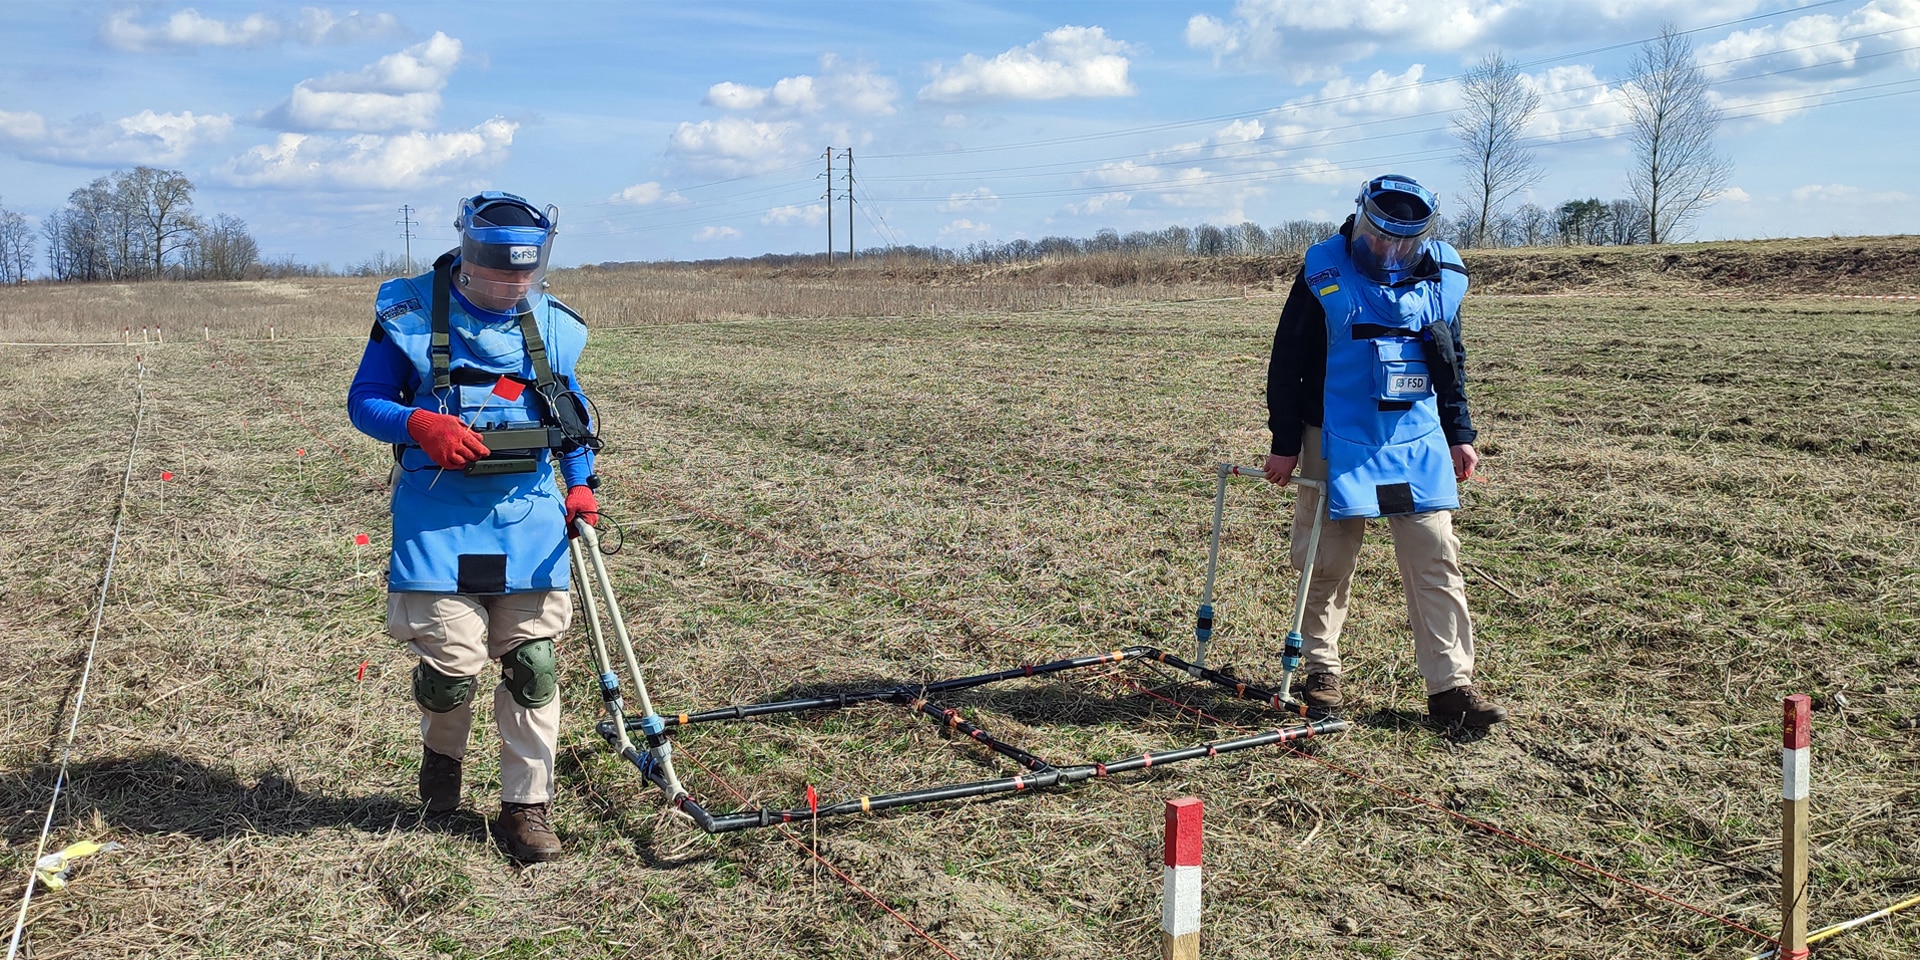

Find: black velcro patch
368;321;386;343
1376;482;1415;516
457;554;508;594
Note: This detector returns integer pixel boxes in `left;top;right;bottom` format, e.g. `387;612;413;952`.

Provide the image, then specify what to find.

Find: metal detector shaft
1194;464;1324;681
571;519;691;807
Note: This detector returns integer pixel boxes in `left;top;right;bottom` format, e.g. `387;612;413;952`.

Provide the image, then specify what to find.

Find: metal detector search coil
570;463;1343;833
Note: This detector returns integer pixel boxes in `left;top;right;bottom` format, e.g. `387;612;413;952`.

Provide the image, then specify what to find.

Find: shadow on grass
0;751;486;845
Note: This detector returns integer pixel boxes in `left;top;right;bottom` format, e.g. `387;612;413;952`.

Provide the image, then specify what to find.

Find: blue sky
1;1;1915;269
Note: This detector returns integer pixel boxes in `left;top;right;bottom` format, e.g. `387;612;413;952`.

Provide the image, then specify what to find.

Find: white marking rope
6;357;147;960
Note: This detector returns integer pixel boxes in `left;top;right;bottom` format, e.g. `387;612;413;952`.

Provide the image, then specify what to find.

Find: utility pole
396;204;417;274
820;147;834;265
842;148;855;261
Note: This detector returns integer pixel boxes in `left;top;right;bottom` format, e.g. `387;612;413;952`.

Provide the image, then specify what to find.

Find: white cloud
1184;0;1764;82
263;33;463;133
102;8;281;51
762;203;827;226
1087;160;1162;186
617;182;685;205
1526;65;1632;140
293;8;406;45
264;33;462;134
0;110;48;141
1255;64;1458;149
667;117;806;175
1061;192;1132;216
939;218;992;237
938;187;1001;212
706;55;898;117
226;117;516;190
920;25;1135;103
693;226;740;242
1719;186;1753;204
0;108;232;164
1695;2;1920;123
101;7;404;52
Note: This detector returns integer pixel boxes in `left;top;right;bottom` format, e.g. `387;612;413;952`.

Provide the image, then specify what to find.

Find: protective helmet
1350;174;1438;283
454;191;558;308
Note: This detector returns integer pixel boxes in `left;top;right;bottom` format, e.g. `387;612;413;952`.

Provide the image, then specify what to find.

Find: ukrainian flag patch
1317;283;1340;296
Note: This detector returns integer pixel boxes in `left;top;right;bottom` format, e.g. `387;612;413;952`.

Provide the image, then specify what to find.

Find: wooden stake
1781;694;1811;960
1162;797;1202;960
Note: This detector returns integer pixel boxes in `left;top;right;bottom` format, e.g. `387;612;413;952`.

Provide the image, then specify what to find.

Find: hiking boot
496;802;562;862
419;748;462;814
1293;672;1343;710
1428;685;1509;728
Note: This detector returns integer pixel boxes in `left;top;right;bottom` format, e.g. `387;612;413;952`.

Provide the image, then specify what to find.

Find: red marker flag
160;471;173;481
354;533;370;546
805;784;818;813
296;448;306;458
356;660;368;682
490;375;526;401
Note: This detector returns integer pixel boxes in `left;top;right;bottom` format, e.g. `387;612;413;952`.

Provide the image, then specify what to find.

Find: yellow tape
33;840;123;892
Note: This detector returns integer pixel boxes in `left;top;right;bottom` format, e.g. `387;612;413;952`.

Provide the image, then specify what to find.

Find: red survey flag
490;375;526;401
160;471;173;481
296;448;306;457
805;784;818;813
356;660;368;682
354;533;370;546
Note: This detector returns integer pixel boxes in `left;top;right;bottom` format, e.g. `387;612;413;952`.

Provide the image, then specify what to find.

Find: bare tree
118;166;200;277
1452;52;1544;248
1607;198;1650;245
1511;203;1556;247
187;213;261;280
0;198;34;283
1622;26;1732;243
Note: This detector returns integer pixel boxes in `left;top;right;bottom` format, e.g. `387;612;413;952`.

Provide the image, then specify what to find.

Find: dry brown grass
0;241;1915;959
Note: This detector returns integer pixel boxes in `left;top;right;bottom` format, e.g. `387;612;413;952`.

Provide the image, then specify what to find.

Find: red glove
564;484;599;536
406;409;490;470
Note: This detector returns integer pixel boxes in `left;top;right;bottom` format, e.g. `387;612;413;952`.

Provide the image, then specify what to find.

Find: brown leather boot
419;748;462;814
1427;685;1509;728
496;802;562;862
1293;672;1343;710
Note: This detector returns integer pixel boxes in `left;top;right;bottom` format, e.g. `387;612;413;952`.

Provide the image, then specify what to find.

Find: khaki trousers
386;590;571;804
1291;427;1475;695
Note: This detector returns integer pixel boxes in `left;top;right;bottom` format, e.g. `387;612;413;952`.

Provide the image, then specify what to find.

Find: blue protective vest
375;269;589;594
1302;234;1468;520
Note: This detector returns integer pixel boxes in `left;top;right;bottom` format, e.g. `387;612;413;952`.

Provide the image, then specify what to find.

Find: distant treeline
1;165;1660;284
603;197;1656;272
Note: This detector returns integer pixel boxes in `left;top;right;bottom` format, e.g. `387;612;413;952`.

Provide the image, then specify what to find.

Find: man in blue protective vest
347;191;600;860
1263;174;1508;729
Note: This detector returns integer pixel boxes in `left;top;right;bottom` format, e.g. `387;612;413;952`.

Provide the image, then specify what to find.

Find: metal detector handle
1193;464;1326;676
1218;463;1325;490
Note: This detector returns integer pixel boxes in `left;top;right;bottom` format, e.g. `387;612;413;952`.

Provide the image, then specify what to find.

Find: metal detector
571;463;1343;833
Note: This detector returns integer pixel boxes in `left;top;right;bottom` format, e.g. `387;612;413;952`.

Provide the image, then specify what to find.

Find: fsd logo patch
509;246;540;265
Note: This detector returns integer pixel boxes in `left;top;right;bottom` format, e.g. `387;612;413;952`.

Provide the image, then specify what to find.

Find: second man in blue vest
1263;174;1508;730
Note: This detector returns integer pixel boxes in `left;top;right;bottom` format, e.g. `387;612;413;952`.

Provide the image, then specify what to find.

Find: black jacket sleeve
1265;268;1327;456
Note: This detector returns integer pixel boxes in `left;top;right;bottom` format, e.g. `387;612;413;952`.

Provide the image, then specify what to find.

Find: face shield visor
455;193;558;311
1349;176;1438;284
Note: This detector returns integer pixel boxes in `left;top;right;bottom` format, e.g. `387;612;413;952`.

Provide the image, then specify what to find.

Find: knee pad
501;639;557;709
412;662;477;714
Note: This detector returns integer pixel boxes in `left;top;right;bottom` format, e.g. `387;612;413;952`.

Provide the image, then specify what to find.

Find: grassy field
0;252;1915;959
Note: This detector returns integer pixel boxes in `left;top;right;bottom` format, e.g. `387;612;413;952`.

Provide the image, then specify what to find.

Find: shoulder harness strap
428;250;458;393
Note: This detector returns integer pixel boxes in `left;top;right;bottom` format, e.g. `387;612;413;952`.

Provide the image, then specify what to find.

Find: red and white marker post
1161;796;1202;960
1780;694;1811;959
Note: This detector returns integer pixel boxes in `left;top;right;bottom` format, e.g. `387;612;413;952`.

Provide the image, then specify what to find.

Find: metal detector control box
463;424;565;476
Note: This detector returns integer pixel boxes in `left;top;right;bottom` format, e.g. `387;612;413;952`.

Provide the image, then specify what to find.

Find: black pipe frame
595;646;1348;834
